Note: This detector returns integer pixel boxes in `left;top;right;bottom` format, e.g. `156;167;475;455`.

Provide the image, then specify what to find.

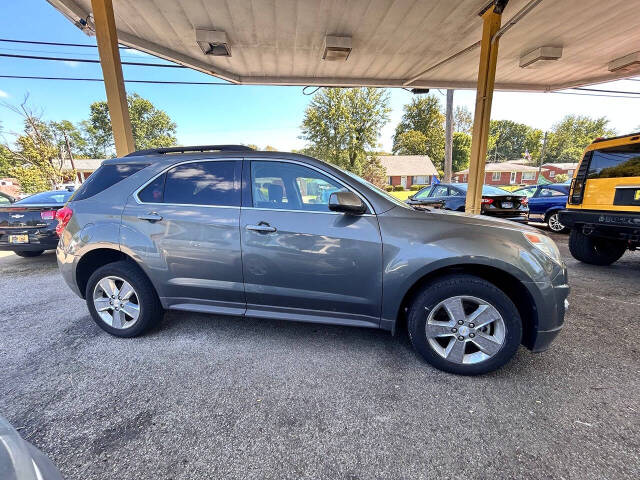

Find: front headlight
523;231;562;264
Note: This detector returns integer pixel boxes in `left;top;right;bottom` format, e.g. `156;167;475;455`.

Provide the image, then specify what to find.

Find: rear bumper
0;229;59;251
57;246;82;297
484;212;528;223
559;209;640;242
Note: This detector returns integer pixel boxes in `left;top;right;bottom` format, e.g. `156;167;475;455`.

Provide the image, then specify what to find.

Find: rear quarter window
72;164;148;201
587;144;640;179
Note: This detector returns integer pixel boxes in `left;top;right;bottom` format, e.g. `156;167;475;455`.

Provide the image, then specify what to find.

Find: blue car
513;184;570;233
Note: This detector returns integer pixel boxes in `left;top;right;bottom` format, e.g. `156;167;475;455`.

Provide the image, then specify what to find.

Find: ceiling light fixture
519;46;562;68
608;52;640;73
322;36;352;61
195;29;231;57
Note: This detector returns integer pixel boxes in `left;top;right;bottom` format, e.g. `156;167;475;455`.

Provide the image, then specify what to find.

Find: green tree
452;132;471;172
545;115;615;164
392;130;428;155
454;105;473;134
0;144;12;177
300;87;390;174
393;95;445;169
360;155;387;188
83;93;177;157
554;173;569;183
487;120;542;163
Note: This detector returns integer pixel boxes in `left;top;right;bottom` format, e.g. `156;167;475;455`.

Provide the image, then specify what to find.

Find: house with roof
541;162;578;181
454;162;540;185
378;155;438;189
61;158;105;182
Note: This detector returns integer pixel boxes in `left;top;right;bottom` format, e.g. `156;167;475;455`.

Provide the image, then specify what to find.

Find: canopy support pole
465;2;506;214
91;0;135;157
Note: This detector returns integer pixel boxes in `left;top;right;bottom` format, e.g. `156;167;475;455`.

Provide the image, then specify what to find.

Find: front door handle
246;223;277;233
137;212;163;222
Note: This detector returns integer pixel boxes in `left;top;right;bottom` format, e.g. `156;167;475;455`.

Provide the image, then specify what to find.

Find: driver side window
251;161;347;212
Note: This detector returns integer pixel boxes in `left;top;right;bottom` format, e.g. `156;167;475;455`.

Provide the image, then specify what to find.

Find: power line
0;74;232;85
0;52;185;68
0;38;130;49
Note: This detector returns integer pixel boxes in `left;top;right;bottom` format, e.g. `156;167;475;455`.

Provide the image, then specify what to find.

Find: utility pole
63;131;81;183
444;89;454;182
537;131;548;183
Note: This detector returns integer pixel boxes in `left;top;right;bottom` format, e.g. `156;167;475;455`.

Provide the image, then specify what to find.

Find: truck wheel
86;261;162;337
407;274;522;375
546;212;568;233
568;229;626;265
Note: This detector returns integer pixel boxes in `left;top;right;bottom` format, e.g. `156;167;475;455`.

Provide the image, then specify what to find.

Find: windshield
481;185;510;195
16;191;72;205
338;167;412;209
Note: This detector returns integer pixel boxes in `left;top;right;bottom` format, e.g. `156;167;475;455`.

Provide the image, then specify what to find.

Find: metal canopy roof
47;0;640;91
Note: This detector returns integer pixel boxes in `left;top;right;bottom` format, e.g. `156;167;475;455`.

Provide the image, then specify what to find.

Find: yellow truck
559;132;640;265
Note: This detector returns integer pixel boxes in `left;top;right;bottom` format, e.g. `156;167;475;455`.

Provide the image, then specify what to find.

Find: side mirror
328;191;366;215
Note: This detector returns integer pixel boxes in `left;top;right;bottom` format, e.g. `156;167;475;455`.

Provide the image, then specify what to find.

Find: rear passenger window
138;174;165;203
73;164;148;201
159;161;239;206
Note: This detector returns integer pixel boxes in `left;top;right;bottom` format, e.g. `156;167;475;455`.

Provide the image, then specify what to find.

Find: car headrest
267;183;284;203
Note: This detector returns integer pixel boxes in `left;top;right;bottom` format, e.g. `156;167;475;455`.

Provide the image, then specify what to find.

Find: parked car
0;191;15;205
513;184;570;233
56;145;568;375
560;132;640;265
406;183;529;222
0;190;73;257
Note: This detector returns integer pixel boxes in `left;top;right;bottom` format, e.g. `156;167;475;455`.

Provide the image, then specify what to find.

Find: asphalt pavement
0;232;638;480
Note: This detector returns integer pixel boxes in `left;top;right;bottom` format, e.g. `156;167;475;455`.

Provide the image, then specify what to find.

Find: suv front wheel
86;261;162;337
407;274;522;375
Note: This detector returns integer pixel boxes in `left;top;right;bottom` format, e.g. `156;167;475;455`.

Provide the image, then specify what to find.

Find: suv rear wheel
407;274;522;375
86;261;162;337
568;229;626;265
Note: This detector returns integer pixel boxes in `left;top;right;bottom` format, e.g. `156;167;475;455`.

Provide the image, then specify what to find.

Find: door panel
120;160;245;315
241;160;383;325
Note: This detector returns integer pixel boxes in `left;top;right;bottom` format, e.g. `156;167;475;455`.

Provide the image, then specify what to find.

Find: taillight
55;206;73;236
520;197;528;205
40;210;56;220
481;198;494;205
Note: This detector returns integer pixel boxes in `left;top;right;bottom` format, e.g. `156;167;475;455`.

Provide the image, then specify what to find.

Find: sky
1;0;639;154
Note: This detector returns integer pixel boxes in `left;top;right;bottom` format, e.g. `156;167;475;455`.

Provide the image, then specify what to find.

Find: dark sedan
0;190;72;257
406;183;528;221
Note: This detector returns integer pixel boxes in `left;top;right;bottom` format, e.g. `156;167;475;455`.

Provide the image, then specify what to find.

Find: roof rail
125;145;254;157
591;132;640;144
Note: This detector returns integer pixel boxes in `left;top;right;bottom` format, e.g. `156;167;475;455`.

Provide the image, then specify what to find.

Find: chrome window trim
246;157;375;214
133;158;241;207
242;206;374;217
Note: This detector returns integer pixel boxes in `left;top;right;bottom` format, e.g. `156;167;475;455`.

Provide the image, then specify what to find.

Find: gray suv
57;145;569;375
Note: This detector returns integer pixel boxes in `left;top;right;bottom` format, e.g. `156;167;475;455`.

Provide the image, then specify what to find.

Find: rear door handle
246;223;277;233
137;212;163;222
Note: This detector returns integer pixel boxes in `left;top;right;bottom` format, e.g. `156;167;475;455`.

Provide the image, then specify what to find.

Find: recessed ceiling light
608;52;640;73
323;35;352;61
195;29;231;57
519;47;562;68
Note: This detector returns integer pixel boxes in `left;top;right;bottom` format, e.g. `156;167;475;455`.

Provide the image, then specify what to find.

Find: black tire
546;211;569;233
14;250;44;258
568;229;626;266
407;274;522;375
85;260;162;337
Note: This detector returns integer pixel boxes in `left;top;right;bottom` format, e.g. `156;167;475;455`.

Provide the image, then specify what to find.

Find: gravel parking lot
1;232;638;480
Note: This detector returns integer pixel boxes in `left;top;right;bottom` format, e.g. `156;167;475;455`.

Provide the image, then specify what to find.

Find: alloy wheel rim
425;295;505;365
92;276;140;329
548;213;564;232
